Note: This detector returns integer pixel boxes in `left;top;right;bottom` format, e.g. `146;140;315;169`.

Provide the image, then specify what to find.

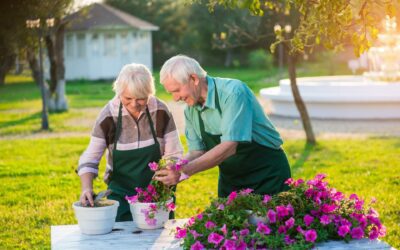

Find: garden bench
51;219;393;250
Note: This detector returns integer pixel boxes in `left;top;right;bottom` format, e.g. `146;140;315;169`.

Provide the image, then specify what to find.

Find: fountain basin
260;76;400;119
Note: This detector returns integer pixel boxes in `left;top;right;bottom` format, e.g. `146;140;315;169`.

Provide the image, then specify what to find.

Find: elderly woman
77;63;183;221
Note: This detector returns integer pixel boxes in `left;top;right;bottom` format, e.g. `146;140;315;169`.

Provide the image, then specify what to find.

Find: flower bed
175;174;386;250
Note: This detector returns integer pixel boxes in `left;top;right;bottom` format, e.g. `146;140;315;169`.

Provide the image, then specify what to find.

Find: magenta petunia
175;227;187;239
263;195;272;204
294;178;304;187
321;204;336;213
304;214;314;227
205;221;216;229
285;217;295;229
267;209;277;223
148;162;159;171
166;201;176;212
351;227;364;239
227;191;237;205
369;227;379;240
304;229;317;242
256;222;271;235
240;188;253;195
338;225;350;237
196;213;203;220
240;228;249;236
236;240;247;250
190;230;203;240
220;224;227;235
320;215;331;225
207;232;224;245
284;178;294;185
284;235;296;245
222;239;236;250
276;205;289;219
278;225;287;234
190;241;205;250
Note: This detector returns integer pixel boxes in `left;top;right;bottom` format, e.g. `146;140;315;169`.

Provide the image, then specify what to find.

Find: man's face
163;75;200;106
120;88;148;116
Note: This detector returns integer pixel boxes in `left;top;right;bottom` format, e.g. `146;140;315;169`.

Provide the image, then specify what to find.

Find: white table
51;219;394;250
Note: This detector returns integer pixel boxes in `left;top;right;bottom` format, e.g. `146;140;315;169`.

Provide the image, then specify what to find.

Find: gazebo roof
65;3;159;31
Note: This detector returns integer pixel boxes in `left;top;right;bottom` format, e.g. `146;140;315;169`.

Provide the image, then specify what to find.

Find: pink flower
267;209;276;223
354;200;364;211
276;205;289;219
351;227;364;239
205;221;216;229
227;191;237;205
304;214;314;227
222;239;236;250
145;217;156;226
278;225;287;234
284;235;296;245
256;222;271;235
166;201;176;212
196;213;203;220
190;230;203;239
217;204;225;210
240;228;249;236
349;193;359;200
294;178;304;187
263;195;271;204
304;229;317;242
208;232;224;245
338;225;350;237
240;188;253;195
236;240;247;250
369;227;379;240
190;241;205;250
175;227;187;239
187;217;195;226
379;225;387;237
148;162;159;171
320;215;331;225
125;194;138;204
321;204;336;213
221;224;227;235
285;217;295;229
285;178;294;185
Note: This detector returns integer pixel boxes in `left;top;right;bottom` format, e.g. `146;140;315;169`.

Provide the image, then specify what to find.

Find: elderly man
155;55;291;197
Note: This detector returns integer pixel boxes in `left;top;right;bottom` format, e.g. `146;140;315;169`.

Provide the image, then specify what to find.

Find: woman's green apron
198;80;291;198
108;103;162;222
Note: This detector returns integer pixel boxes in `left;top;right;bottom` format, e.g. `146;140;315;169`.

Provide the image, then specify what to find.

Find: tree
205;0;397;145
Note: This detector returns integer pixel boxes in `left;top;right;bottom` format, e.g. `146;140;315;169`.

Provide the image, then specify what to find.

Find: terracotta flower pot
130;201;169;229
73;200;119;235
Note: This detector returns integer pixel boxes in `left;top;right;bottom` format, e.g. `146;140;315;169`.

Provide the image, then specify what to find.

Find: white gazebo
63;3;158;80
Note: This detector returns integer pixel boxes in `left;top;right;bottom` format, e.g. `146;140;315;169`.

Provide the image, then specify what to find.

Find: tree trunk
287;53;316;145
27;48;41;86
0;52;16;86
224;49;233;67
45;20;68;112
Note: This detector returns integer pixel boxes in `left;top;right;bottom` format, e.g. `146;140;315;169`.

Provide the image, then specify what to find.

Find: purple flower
304;229;317;242
207;232;224;245
227;191;237;205
276;205;289;219
205;221;216;229
351;227;364;239
148;162;159;171
278;225;287;234
256;222;271;235
285;217;295;229
349;193;359;200
354;200;364;211
263;195;271;204
304;214;314;227
217;204;225;210
190;230;203;240
145;217;156;226
320;215;331;225
190;241;205;250
369;227;379;240
284;235;296;245
338;225;350;237
222;239;236;250
236;240;247;250
196;213;203;220
175;227;187;239
240;228;249;236
267;209;276;223
240;188;253;195
321;204;336;213
287;204;294;216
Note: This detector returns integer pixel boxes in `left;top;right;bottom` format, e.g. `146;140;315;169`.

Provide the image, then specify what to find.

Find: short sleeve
220;91;252;142
184;108;206;151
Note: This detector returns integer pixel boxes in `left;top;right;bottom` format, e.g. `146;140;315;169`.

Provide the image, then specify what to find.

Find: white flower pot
130;202;169;230
73;200;119;235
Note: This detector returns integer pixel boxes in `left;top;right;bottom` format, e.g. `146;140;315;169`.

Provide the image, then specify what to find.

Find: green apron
198;80;291;198
108;103;162;222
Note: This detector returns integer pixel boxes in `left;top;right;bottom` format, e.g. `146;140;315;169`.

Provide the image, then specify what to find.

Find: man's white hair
160;55;207;85
113;63;155;98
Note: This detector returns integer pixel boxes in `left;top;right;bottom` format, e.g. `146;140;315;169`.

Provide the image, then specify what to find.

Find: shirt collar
195;75;216;111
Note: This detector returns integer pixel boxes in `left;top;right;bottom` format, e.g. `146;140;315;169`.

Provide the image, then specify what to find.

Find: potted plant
175;174;386;250
73;190;119;235
126;158;187;229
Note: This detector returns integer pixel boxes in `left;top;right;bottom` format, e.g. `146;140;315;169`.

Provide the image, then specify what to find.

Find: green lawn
0;137;398;249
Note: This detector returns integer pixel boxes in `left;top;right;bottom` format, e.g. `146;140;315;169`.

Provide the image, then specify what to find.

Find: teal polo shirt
184;76;283;151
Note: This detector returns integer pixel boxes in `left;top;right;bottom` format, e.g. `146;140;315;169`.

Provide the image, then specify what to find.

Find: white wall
64;29;154;80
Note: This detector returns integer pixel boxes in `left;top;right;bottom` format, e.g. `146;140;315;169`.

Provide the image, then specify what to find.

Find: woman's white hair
113;63;155;98
160;55;207;85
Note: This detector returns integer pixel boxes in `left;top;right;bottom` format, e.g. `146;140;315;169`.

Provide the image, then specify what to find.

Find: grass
0;137;398;249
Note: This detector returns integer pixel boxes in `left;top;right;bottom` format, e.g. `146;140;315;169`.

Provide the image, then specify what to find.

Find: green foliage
248;49;273;69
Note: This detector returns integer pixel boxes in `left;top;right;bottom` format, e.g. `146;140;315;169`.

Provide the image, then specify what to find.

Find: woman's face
120;88;148;117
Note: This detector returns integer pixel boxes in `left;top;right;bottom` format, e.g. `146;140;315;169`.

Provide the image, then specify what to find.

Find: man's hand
80;188;94;207
154;167;181;186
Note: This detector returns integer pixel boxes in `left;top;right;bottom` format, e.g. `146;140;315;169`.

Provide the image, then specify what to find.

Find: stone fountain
260;16;400;119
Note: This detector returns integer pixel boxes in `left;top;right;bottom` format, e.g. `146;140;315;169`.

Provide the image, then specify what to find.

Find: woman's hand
80;188;94;207
154;167;181;186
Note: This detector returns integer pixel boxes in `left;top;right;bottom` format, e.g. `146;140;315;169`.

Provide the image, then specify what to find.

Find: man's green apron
108;103;162;222
198;80;291;198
